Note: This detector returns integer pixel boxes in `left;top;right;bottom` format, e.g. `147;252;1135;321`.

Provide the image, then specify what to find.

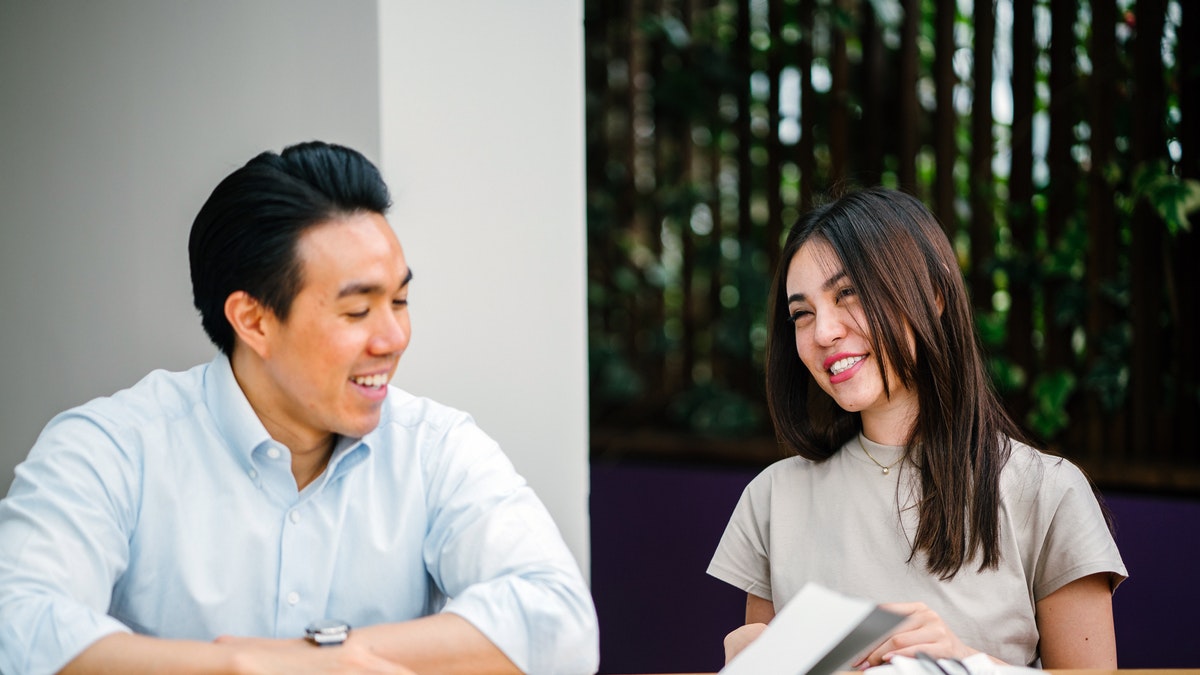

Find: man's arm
58;615;511;675
418;418;600;675
60;632;414;675
0;414;144;675
61;634;242;675
207;614;519;675
351;614;520;675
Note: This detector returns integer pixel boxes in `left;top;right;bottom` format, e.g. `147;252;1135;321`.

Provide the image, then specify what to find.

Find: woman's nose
813;309;847;346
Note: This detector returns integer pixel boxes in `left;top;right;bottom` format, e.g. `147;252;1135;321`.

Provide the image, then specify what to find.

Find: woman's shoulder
1000;438;1094;498
1004;437;1078;469
758;452;824;478
744;441;853;492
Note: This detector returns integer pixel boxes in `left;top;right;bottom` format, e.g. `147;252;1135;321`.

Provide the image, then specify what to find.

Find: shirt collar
204;352;374;477
204;352;273;463
309;433;371;493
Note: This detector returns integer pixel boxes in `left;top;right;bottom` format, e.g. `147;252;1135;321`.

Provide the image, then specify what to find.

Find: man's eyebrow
337;268;414;299
786;269;847;304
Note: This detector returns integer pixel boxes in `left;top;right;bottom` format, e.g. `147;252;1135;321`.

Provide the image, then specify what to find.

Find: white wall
0;1;589;571
378;2;590;570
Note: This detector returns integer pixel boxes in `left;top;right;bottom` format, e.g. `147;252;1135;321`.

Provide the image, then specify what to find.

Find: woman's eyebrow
822;269;847;290
787;269;847;304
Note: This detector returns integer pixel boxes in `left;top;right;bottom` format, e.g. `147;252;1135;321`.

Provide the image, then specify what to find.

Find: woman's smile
825;353;867;383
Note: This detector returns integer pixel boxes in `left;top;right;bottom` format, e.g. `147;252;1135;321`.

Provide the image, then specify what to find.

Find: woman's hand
853;602;993;669
723;623;768;665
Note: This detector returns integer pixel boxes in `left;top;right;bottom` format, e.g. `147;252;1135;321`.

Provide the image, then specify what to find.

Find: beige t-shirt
707;434;1127;666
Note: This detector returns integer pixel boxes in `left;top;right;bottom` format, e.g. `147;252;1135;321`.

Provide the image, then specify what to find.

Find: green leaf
1026;370;1077;438
1131;161;1200;235
1150;179;1200;235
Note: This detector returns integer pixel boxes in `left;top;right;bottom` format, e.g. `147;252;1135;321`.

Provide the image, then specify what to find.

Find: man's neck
228;347;336;490
288;436;336;490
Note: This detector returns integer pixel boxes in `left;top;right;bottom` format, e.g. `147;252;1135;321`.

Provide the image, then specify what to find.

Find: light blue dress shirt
0;354;599;675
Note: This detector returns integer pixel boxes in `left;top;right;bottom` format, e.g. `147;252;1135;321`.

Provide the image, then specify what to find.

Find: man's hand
214;635;415;675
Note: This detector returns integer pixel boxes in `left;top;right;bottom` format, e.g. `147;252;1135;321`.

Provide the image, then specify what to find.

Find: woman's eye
393;298;408;309
836;287;856;301
788;309;811;323
347;309;369;319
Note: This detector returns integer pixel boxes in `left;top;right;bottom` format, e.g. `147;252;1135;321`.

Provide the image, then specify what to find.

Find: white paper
720;583;904;675
867;653;1043;675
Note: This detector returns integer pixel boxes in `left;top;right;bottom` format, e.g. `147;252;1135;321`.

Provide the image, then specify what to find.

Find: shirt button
248;468;258;479
267;447;282;460
289;510;301;524
287;592;300;605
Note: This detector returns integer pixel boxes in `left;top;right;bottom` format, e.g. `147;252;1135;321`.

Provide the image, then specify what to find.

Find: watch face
306;619;351;646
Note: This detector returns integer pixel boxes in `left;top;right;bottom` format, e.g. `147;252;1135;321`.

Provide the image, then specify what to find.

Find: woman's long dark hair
764;187;1024;579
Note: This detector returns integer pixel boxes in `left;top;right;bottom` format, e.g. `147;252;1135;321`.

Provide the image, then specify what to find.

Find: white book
720;583;905;675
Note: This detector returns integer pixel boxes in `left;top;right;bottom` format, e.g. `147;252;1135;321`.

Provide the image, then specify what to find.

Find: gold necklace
859;439;903;475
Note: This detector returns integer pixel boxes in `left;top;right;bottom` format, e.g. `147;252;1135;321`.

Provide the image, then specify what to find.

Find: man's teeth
352;374;389;388
829;356;864;375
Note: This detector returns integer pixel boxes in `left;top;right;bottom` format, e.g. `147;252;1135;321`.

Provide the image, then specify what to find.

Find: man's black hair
188;141;392;355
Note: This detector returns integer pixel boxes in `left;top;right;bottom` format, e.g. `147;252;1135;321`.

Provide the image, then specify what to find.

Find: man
0;141;599;675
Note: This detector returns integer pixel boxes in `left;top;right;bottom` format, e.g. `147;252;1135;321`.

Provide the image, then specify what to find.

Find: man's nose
371;310;410;356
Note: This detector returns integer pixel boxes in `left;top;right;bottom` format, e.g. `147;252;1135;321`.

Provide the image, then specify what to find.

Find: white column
377;1;591;573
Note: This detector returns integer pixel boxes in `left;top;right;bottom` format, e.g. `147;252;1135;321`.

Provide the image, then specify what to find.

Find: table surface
630;671;1200;675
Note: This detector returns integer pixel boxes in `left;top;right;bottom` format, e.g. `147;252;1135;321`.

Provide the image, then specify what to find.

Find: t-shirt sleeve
707;469;774;602
1030;457;1128;601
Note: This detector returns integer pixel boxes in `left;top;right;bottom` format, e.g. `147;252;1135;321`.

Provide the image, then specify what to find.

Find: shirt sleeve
419;417;599;675
707;470;774;602
1030;457;1128;601
0;412;138;675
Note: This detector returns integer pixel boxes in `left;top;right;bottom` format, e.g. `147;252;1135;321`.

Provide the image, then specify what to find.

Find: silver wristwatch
305;618;351;646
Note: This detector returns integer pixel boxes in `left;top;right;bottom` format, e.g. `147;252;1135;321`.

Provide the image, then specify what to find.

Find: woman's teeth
829;356;864;375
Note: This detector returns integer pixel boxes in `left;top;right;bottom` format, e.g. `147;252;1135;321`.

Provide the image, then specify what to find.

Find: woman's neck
859;396;919;446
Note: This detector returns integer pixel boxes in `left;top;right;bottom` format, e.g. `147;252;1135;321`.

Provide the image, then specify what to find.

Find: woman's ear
936;265;950;317
224;291;273;359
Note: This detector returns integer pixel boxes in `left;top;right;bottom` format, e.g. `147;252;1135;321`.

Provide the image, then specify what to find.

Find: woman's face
784;239;919;439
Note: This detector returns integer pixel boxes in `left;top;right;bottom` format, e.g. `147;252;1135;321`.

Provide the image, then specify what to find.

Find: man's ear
224;291;274;359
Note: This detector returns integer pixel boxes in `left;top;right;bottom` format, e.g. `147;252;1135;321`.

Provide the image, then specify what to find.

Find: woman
707;187;1125;668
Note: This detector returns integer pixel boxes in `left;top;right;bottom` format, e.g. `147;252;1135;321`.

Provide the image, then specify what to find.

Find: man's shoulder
371;388;510;479
377;387;482;439
57;362;209;431
26;362;212;471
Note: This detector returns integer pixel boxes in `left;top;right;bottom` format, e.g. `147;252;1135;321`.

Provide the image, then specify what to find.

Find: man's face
254;211;411;449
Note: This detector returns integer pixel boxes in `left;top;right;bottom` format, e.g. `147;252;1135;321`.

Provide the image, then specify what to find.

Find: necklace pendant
882;467;890;475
